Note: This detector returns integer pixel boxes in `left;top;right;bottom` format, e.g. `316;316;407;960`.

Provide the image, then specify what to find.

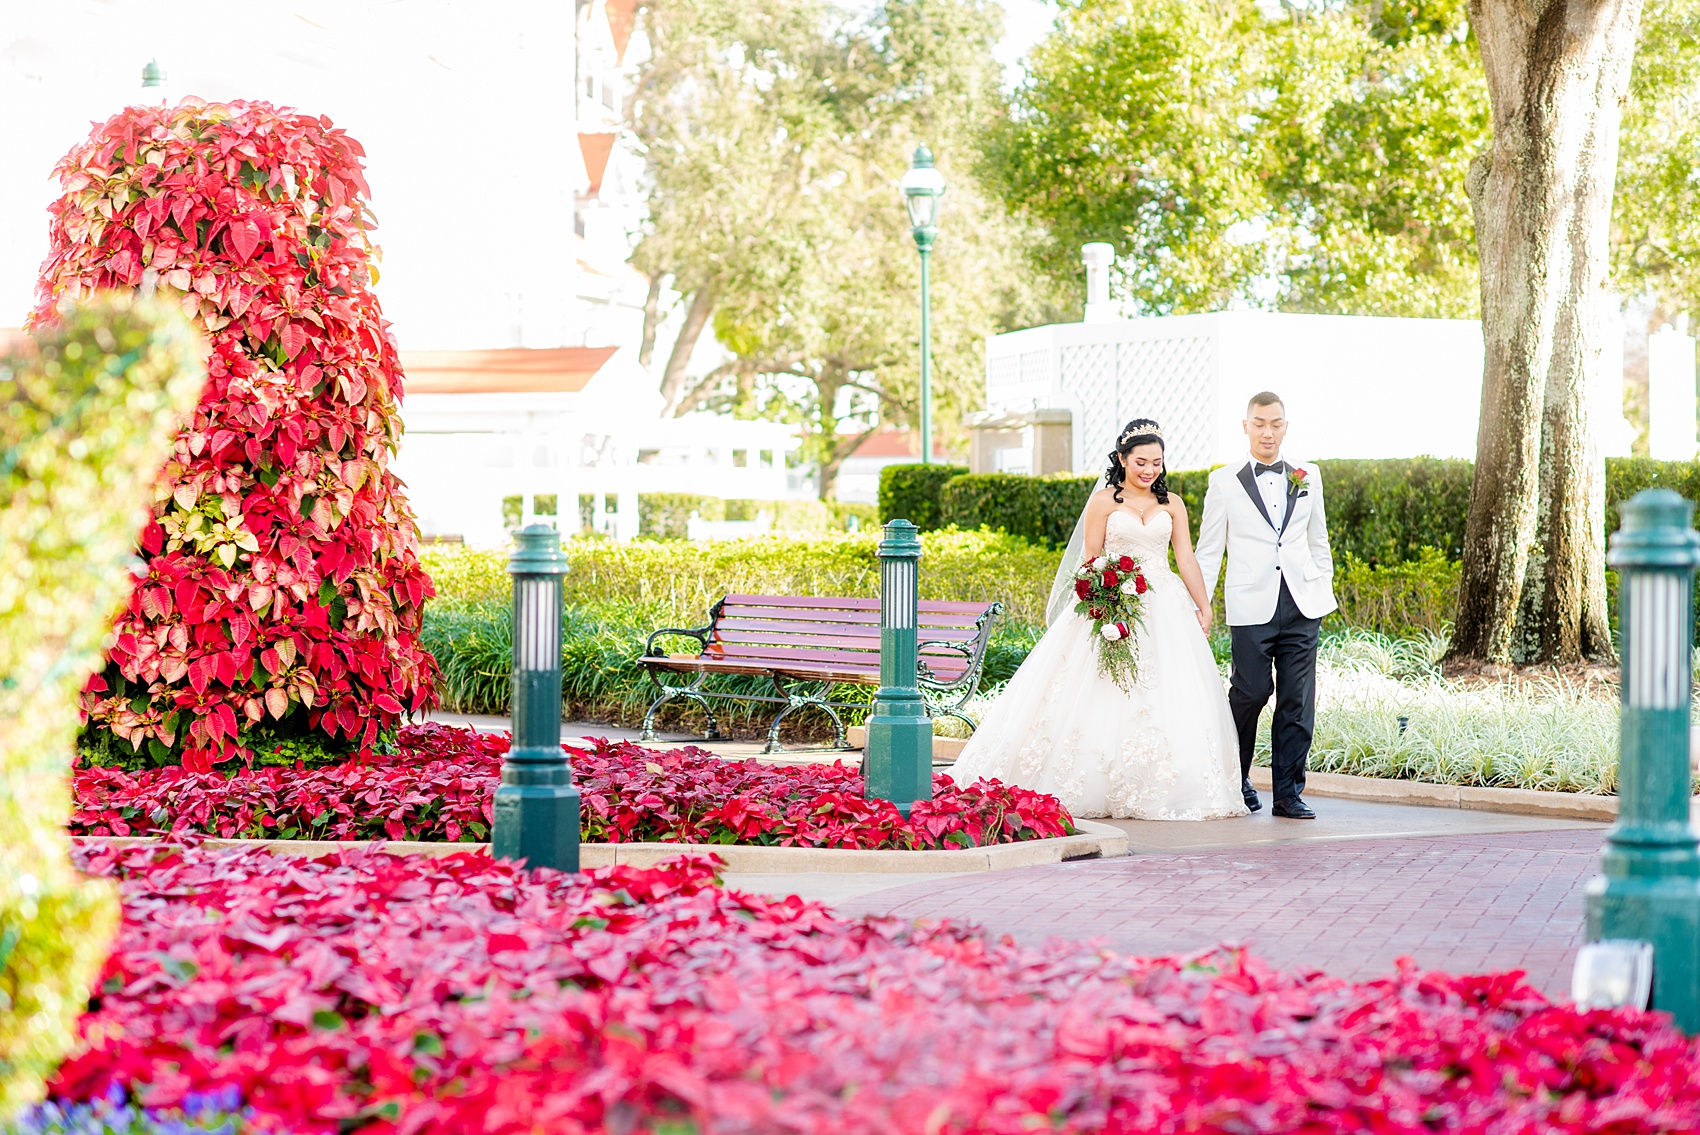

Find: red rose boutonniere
1287;466;1309;497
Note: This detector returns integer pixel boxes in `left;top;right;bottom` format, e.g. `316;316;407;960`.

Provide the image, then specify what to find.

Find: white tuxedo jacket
1195;457;1337;626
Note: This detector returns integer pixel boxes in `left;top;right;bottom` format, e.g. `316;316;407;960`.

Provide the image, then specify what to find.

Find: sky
0;0;1056;346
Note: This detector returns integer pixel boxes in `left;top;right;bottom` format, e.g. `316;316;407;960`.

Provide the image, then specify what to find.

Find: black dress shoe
1240;779;1261;812
1272;798;1316;820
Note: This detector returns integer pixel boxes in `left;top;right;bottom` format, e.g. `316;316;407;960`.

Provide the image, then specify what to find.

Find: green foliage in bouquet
0;295;204;1114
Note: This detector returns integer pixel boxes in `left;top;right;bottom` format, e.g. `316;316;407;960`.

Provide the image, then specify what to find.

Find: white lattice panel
1060;343;1117;473
1115;337;1214;469
986;353;1023;407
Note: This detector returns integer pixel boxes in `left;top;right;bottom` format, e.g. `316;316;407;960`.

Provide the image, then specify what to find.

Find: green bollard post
1584;489;1700;1029
864;519;932;817
492;524;580;871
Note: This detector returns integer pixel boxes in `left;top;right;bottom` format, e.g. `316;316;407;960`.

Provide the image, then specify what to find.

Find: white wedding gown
950;510;1248;820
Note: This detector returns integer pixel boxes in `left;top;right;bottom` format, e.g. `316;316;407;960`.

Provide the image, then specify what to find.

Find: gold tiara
1120;425;1163;444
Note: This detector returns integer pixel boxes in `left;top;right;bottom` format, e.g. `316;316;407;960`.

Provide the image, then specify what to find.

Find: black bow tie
1254;461;1285;476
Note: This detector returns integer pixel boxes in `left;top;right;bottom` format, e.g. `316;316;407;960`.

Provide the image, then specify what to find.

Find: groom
1195;393;1337;819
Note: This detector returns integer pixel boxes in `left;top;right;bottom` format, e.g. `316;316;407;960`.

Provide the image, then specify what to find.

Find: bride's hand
1195;606;1213;633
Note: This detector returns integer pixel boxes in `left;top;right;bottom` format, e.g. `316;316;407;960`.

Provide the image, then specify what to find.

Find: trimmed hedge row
639;494;875;539
884;457;1700;564
878;464;967;532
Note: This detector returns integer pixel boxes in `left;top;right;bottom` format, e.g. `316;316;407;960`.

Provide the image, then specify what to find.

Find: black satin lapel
1280;475;1300;532
1236;463;1276;531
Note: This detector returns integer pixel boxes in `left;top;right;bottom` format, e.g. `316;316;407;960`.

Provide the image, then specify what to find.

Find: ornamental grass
43;844;1700;1135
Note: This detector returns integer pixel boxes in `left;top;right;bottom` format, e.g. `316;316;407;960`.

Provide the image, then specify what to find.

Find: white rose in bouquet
1100;623;1125;641
1120;580;1137;595
1091;556;1108;571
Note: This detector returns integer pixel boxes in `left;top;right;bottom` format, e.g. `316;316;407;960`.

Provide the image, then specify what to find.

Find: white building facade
393;346;799;546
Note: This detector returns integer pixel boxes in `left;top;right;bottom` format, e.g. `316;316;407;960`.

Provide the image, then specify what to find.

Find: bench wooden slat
711;626;978;650
717;604;985;630
722;594;992;619
714;617;977;640
643;655;882;684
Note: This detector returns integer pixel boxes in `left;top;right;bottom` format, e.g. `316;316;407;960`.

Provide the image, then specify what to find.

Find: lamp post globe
900;145;945;465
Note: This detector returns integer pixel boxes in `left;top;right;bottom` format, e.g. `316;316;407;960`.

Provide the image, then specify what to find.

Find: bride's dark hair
1106;418;1169;504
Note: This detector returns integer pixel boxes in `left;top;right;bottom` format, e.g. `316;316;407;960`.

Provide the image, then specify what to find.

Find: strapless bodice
1105;508;1174;566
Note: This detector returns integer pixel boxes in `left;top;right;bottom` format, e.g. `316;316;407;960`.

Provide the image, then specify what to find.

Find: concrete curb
74;820;1127;874
1249;767;1620;821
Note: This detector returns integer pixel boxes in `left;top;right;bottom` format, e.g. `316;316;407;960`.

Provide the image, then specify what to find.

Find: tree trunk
1448;0;1640;667
658;282;717;416
637;272;665;370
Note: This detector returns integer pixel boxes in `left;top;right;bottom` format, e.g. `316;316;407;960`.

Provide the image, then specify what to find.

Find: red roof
578;133;616;196
849;431;919;459
400;347;619;395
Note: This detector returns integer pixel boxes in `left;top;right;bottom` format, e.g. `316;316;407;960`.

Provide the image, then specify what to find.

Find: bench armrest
917;600;1003;691
642;623;713;657
916;638;972;685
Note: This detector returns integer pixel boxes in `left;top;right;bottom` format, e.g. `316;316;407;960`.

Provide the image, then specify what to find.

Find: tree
982;0;1495;317
1262;2;1490;317
630;0;1065;497
1446;0;1642;667
34;101;439;768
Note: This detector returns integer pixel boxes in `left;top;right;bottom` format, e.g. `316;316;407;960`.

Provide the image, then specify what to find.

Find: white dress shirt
1251;454;1287;533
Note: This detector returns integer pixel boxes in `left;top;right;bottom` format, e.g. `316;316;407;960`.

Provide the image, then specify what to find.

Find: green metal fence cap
879;518;923;559
1609;490;1700;571
508;523;569;576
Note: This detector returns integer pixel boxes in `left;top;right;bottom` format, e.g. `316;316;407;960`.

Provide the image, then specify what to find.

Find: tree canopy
630;0;1067;496
982;0;1700;324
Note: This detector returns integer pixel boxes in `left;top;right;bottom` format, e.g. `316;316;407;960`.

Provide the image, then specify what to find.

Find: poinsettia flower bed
48;843;1700;1135
70;724;1074;849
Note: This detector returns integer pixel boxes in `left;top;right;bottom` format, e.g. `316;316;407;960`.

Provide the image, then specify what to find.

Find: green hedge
638;494;876;539
639;493;723;539
878;463;966;529
883;457;1700;562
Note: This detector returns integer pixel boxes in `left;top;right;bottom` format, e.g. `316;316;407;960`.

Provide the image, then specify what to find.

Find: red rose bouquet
1071;553;1148;690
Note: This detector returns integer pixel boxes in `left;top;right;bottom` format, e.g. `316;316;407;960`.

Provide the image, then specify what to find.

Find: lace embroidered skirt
949;570;1248;821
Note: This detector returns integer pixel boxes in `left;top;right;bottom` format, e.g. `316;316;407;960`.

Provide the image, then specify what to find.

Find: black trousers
1228;580;1321;804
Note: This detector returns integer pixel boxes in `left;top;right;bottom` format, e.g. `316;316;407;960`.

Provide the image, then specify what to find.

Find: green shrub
1605;457;1700;534
937;473;1094;548
913;456;1700;567
424;528;1059;627
1315;458;1475;564
1328;548;1461;637
639;495;877;539
639;493;723;539
878;463;967;529
934;470;1210;548
726;498;878;533
0;296;204;1112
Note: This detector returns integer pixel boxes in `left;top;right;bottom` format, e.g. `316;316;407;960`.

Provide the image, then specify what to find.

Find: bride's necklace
1129;498;1158;521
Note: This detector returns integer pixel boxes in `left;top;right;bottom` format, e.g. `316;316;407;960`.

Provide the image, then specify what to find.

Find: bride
949;418;1246;820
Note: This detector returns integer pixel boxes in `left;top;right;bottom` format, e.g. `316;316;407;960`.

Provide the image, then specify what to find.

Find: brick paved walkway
836;829;1602;995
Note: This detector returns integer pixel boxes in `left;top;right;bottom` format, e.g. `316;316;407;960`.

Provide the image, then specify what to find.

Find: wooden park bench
638;594;1003;753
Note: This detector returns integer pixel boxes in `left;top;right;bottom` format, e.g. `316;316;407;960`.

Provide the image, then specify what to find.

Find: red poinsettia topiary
32;99;438;770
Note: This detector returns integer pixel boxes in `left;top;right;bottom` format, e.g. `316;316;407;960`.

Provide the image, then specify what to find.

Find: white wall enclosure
1648;325;1699;461
983;309;1636;472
